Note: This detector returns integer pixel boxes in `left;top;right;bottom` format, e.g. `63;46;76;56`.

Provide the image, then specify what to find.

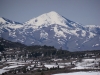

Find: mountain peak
25;11;67;26
0;17;7;23
46;11;59;15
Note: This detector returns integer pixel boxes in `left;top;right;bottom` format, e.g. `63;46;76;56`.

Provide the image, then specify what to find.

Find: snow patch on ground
72;58;100;70
3;65;24;70
44;64;64;69
52;71;100;75
92;44;99;47
0;69;9;74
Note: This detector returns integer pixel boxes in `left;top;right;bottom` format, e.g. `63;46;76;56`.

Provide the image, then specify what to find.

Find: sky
0;0;100;25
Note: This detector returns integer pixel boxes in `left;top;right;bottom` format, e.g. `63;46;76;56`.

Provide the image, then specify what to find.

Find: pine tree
41;71;45;75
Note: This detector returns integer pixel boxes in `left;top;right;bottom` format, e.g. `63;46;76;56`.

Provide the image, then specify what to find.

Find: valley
0;11;100;75
0;38;100;75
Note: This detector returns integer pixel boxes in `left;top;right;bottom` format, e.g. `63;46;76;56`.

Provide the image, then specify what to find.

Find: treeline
0;38;25;48
26;45;70;58
0;38;100;59
0;38;70;58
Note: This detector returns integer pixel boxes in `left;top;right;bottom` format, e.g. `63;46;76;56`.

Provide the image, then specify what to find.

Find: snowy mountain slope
0;17;21;24
0;17;23;40
0;11;100;51
84;25;100;34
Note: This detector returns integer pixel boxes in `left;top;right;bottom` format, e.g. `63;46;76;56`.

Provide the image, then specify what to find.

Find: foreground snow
3;65;24;70
0;69;8;74
72;58;100;69
44;64;64;69
0;58;100;74
52;71;100;75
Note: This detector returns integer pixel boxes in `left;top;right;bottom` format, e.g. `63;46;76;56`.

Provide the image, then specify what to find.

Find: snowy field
52;71;100;75
72;58;100;69
0;58;100;74
0;69;8;74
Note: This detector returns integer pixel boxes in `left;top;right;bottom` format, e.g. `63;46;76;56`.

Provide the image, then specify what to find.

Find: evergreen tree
41;71;45;75
0;45;4;52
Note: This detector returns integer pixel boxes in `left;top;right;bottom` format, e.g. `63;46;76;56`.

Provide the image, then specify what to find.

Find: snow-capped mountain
0;11;100;51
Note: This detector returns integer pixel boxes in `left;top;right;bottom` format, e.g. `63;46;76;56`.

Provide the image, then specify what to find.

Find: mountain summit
25;11;68;27
0;11;100;51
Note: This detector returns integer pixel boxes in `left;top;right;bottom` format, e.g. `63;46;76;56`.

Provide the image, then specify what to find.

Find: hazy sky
0;0;100;25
